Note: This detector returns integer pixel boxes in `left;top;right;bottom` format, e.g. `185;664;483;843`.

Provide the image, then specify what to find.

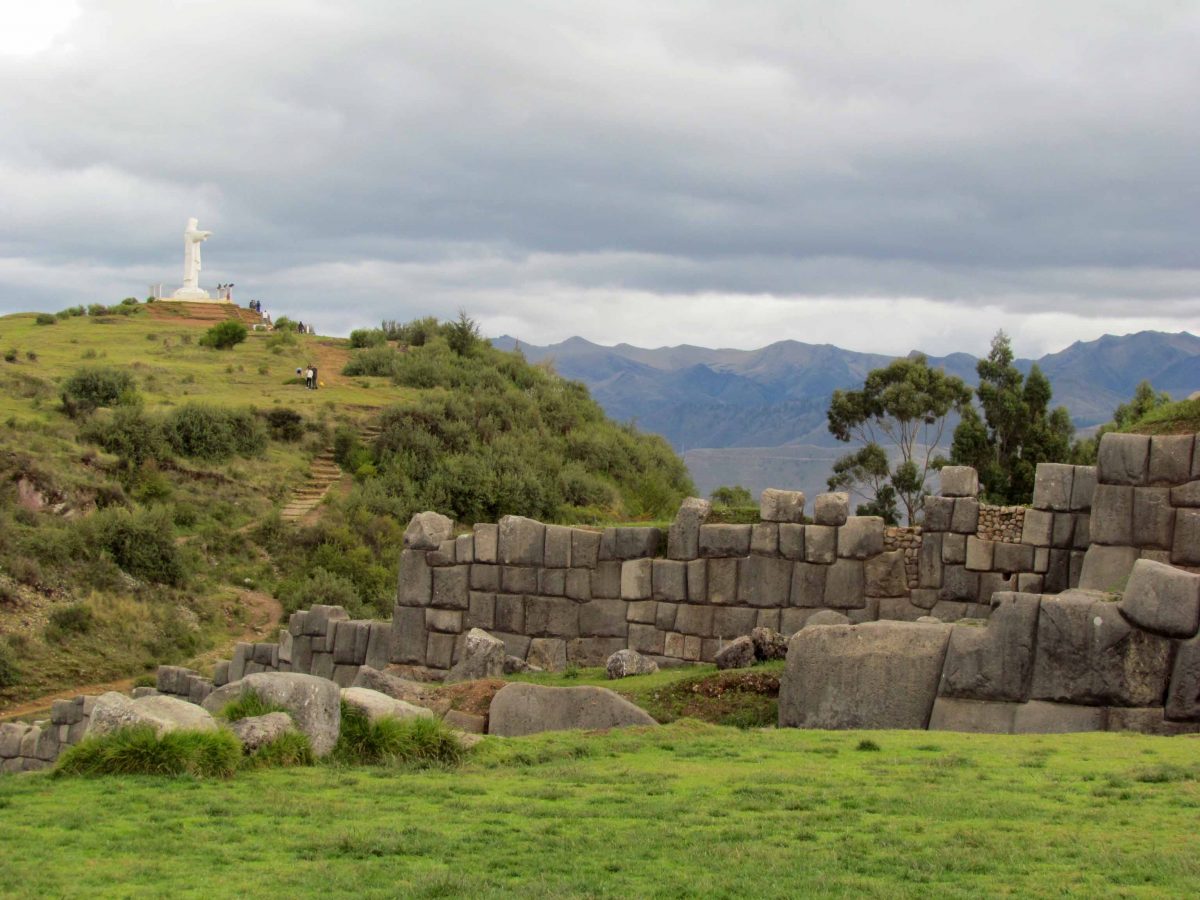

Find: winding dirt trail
0;590;283;722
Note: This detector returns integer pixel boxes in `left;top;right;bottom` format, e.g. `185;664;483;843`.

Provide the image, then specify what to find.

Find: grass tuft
53;726;240;778
242;731;315;770
218;690;290;722
333;702;467;768
856;738;882;752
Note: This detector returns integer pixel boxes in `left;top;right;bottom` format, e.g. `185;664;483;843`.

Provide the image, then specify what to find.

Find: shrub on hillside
349;328;387;349
81;407;169;468
61;366;138;417
276;566;361;617
0;641;20;688
164;404;266;461
342;346;400;377
199;320;248;350
35;313;56;326
89;506;185;585
263;407;305;442
44;603;95;642
381;316;438;346
54;726;241;778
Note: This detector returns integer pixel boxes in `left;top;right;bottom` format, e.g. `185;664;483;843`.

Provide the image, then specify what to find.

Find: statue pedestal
172;287;221;301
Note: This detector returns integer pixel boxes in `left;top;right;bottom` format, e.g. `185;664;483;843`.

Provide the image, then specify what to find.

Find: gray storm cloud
0;0;1197;356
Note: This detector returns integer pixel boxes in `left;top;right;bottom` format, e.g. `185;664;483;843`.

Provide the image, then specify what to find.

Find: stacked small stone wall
883;525;922;589
388;490;914;671
976;504;1025;542
0;697;94;772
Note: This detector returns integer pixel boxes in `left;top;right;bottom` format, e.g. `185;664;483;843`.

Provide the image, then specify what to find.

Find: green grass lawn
2;724;1198;897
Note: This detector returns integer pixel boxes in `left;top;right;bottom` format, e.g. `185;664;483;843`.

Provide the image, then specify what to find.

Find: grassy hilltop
0;302;691;709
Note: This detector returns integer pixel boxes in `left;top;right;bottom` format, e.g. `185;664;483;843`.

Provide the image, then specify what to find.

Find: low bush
199;320;247;350
242;731;314;769
132;674;157;688
54;726;241;778
80;407;168;468
218;690;290;722
349;328;388;349
45;603;95;642
332;703;467;767
0;640;21;688
263;407;305;442
276;567;361;617
164;403;266;461
35;313;56;326
61;366;138;416
342;346;400;377
89;506;185;585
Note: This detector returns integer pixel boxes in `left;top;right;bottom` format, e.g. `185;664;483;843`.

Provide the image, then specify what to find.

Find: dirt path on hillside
0;590;283;722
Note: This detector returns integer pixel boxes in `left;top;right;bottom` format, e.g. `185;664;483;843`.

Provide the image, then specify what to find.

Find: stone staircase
280;421;382;522
149;301;266;328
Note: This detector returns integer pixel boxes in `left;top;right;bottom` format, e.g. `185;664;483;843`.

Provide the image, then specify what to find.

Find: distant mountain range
493;331;1200;498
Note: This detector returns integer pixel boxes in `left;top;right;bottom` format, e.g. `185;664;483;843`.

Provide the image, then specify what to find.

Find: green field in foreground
2;724;1198;898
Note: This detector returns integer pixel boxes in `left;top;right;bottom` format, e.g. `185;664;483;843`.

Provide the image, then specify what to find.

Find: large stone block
1149;434;1195;485
470;563;500;593
544;525;573;568
579;599;630;638
627;624;665;657
1090;484;1134;545
1070;465;1097;511
837;516;884;560
779;524;805;560
539;568;566;597
621;558;653;600
760;489;806;523
403;511;453;549
979;571;1015;604
499;565;537;596
1132;487;1174;550
473;524;498;563
939;592;1040;702
713;606;758;639
908;589;939;611
804;525;837;564
993;541;1034;574
667;497;711;560
591;561;622;599
1119;558;1200;638
499;516;546;566
567;637;628;667
487;683;656;736
823;559;866;609
431;566;470;609
699;524;752;558
864;550;907;598
918;533;943;588
1021;508;1053;547
565;568;592;602
923;496;955;532
603;527;661;560
425;608;462;634
790;562;827;607
1050;512;1075;549
939;565;979;602
686;559;707;601
525;596;580;638
813;492;849;526
626;600;657;624
455;534;474;565
1077;544;1140;592
333;621;371;665
651;559;687;602
571;529;601;568
389;606;427;665
655;602;679;632
950;498;979;535
1031;590;1172;706
1098;433;1150;486
1165;633;1200;720
1012;701;1106;734
778;621;953;729
928;697;1018;734
396;550;433;607
939;466;979;498
737;556;793;607
1171;508;1200;566
1170;481;1200;508
1032;463;1075;512
750;523;779;556
942;533;966;565
965;537;994;572
674;603;715;637
707;558;738;604
528;638;567;672
1107;707;1200;735
494;594;526;633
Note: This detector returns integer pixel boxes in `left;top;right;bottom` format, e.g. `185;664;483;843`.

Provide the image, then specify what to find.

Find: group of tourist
296;365;320;390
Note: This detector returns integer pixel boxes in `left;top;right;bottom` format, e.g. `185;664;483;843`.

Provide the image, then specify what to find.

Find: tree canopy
827;354;971;524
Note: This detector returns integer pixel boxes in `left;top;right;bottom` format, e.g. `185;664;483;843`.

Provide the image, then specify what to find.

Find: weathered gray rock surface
445;628;507;683
203;672;341;756
487;683;657;736
605;649;659;679
404;511;454;549
229;712;296;751
341;687;436;723
87;692;217;738
714;635;756;670
1118;558;1200;638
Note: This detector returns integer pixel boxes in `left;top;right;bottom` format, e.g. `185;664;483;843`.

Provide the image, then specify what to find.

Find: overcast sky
1;1;1197;357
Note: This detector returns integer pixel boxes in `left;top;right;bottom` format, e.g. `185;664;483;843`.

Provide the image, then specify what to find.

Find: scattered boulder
443;709;487;734
504;655;537;675
778;621;953;730
715;635;756;670
403;511;454;549
352;667;444;712
487;683;657;736
606;649;659;679
444;628;507;683
203;672;341;756
228;712;295;752
88;692;217;738
341;687;435;723
750;627;788;661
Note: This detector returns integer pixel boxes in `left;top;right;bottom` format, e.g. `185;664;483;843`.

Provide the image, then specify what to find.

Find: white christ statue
172;217;214;300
